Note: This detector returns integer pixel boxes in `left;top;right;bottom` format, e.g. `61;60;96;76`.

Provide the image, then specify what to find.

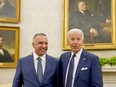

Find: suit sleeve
12;59;23;87
90;56;103;87
57;55;64;87
54;59;60;87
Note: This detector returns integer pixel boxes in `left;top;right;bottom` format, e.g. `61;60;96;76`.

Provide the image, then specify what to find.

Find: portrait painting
0;0;20;23
63;0;116;50
0;26;19;68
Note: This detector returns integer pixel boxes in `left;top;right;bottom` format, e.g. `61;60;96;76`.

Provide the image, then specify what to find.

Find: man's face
32;35;48;56
68;31;84;53
0;37;3;48
78;1;86;11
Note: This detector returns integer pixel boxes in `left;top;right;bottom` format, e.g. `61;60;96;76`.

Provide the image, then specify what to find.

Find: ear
32;42;34;47
82;38;84;44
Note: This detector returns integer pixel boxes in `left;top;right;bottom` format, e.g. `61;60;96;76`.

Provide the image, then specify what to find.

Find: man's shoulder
62;51;71;55
83;50;99;61
84;10;91;14
19;55;32;61
60;51;71;57
74;10;81;15
46;54;58;61
86;51;98;57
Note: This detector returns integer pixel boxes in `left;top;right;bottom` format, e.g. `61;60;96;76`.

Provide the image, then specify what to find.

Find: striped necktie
66;54;76;87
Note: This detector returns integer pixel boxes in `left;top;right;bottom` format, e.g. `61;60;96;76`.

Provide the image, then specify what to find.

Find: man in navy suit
58;29;103;87
12;33;59;87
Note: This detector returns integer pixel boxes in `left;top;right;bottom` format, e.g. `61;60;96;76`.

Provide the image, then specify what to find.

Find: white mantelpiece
102;65;116;87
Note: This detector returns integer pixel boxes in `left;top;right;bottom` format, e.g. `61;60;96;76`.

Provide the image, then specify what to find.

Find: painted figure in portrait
0;35;14;62
69;0;111;43
0;0;16;18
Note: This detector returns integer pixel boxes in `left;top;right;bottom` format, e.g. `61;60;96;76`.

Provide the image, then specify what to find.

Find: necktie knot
72;54;76;58
37;57;41;61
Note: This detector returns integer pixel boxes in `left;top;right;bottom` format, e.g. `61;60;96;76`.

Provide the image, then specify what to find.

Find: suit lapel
28;55;39;83
74;50;88;80
63;52;71;85
41;54;51;82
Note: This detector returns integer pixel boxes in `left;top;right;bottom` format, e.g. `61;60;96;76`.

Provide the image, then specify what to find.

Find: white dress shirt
33;52;46;74
65;49;83;87
0;49;4;55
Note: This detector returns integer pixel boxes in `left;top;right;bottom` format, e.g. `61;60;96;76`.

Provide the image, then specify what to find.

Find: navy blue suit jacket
59;49;103;87
13;54;59;87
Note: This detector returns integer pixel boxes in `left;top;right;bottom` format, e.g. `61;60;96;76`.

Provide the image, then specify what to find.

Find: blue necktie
66;54;76;87
37;57;43;83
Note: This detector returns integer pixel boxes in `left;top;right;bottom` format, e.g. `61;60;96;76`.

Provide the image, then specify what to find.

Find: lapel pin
83;58;86;60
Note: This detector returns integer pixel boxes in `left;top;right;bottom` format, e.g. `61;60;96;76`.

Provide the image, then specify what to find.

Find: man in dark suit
72;0;111;43
0;36;13;62
12;33;59;87
58;29;103;87
0;0;16;18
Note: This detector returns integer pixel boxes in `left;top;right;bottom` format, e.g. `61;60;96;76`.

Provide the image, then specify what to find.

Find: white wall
0;0;116;86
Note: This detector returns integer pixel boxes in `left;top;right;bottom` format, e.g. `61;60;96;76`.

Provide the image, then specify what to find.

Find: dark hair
76;0;86;5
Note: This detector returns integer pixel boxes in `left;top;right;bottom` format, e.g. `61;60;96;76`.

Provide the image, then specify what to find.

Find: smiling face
68;29;84;53
32;34;48;56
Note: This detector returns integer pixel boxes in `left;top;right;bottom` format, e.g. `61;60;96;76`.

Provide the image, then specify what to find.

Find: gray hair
33;33;47;42
68;28;84;39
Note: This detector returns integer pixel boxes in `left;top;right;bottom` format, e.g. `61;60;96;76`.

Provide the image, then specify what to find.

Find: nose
74;39;78;43
42;43;47;47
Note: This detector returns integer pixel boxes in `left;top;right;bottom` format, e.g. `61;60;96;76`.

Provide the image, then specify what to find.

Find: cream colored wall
0;0;116;86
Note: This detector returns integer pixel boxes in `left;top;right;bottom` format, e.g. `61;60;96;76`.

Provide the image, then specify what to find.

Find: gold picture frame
0;0;20;23
63;0;116;50
0;26;20;68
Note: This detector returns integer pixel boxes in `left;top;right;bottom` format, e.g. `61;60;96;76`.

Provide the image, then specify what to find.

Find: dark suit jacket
58;49;103;87
73;10;100;33
12;54;59;87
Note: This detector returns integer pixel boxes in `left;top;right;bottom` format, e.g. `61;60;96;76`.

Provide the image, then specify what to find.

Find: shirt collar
79;10;85;14
33;52;46;62
71;48;83;57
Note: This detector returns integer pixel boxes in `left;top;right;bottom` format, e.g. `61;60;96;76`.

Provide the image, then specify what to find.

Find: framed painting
63;0;116;50
0;0;20;23
0;26;20;68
